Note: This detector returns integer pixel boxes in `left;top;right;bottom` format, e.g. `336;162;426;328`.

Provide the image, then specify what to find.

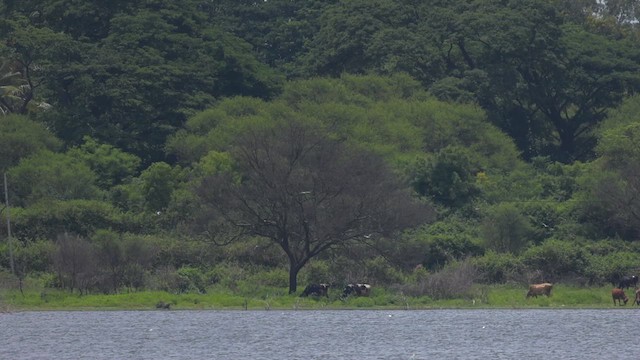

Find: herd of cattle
300;283;371;299
307;275;640;306
527;275;640;306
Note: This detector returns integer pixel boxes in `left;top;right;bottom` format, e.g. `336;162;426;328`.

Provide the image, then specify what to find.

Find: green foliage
300;261;332;285
138;162;181;213
108;162;185;215
11;199;129;240
520;239;590;281
7;150;102;207
480;203;533;254
472;251;524;284
421;234;484;271
584;251;640;285
0;114;62;172
411;146;481;208
67;137;141;189
177;266;207;294
0;240;55;276
362;256;404;286
191;151;238;183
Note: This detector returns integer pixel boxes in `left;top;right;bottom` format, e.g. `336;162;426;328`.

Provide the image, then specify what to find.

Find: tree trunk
288;263;300;294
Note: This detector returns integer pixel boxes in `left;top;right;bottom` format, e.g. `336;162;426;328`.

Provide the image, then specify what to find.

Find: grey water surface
0;309;637;359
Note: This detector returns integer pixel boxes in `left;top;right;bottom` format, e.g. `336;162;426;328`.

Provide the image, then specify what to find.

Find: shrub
481;203;533;254
12;199;129;240
362;256;404;285
400;259;477;299
177;266;207;294
584;251;640;285
423;259;477;299
520;239;590;282
422;235;484;271
473;251;525;284
300;260;333;285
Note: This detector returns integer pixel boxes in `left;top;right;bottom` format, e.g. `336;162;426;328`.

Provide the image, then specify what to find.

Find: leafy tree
1;2;283;165
0;19;78;115
108;161;185;221
3;0;136;41
0;114;61;172
574;96;640;239
204;0;332;77
306;0;429;76
481;203;533;254
139;162;182;213
195;119;433;293
411;146;481;208
67;137;141;189
7;150;102;207
456;1;640;162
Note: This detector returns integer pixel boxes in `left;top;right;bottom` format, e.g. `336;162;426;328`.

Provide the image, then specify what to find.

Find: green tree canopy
7;150;102;207
0;114;61;172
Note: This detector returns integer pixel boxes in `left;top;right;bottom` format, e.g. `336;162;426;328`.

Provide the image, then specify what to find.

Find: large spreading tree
196;118;433;293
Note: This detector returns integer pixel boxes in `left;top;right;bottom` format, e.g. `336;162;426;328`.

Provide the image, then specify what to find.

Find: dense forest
2;0;640;299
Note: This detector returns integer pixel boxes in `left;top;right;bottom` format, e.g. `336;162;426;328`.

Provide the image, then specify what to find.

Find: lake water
0;309;638;359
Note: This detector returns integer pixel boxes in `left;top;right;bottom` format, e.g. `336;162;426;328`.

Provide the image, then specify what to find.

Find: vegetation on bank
0;282;628;311
0;267;635;311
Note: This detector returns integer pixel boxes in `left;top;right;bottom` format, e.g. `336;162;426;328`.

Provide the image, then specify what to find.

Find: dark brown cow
300;283;330;297
612;288;629;306
634;288;640;306
526;283;553;298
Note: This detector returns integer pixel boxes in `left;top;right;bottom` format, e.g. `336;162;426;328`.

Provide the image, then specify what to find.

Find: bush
0;240;55;275
400;259;477;299
300;261;333;285
584;251;640;285
12;199;129;240
473;251;525;284
424;259;477;299
481;203;533;254
422;235;484;271
520;239;590;282
362;256;404;285
177;266;207;294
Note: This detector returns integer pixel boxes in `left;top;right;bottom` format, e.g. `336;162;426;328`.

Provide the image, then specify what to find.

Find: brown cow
526;283;553;298
612;288;629;306
634;288;640;306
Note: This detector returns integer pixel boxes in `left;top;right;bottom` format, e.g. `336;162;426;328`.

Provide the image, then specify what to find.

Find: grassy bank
0;284;632;311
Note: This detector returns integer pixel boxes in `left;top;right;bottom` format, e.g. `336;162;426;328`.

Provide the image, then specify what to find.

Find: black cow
300;283;330;297
341;283;371;298
618;275;638;290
